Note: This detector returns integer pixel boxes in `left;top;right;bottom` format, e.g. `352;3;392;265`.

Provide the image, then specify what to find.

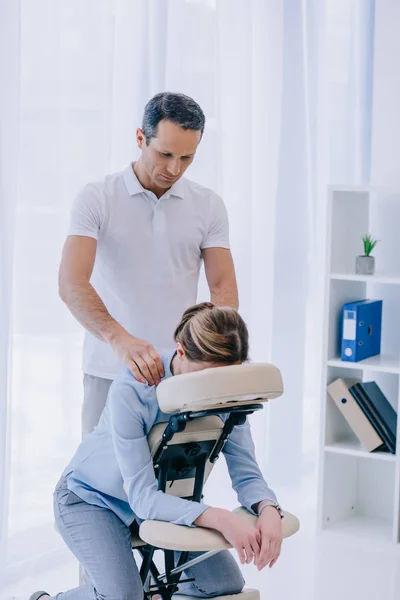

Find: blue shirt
63;352;278;528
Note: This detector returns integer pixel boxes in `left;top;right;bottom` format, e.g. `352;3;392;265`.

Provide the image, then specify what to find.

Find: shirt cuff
243;491;278;516
183;503;211;528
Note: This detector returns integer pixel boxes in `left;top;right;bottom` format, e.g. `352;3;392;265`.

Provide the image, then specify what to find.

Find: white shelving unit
317;186;400;545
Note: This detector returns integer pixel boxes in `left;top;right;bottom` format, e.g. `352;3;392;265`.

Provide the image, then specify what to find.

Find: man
59;92;238;438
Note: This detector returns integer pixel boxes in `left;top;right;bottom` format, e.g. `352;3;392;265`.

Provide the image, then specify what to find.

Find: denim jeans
53;477;245;599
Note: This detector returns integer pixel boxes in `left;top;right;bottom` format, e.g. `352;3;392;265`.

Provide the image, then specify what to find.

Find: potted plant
355;234;379;275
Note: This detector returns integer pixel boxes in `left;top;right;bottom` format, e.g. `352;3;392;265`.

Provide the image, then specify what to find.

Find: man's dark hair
142;92;205;144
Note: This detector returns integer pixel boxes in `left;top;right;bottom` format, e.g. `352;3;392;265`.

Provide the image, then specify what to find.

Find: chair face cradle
131;363;299;600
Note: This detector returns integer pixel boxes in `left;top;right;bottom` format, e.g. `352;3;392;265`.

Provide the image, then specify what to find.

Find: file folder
327;378;386;453
349;381;397;454
340;299;382;362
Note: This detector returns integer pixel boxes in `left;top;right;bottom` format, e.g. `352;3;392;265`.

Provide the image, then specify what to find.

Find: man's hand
109;331;164;385
255;507;283;570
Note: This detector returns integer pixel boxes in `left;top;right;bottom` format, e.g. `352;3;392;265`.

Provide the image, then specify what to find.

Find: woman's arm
222;417;278;513
222;417;283;569
108;379;210;527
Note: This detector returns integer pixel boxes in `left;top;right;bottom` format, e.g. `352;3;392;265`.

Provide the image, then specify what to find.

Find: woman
30;303;283;600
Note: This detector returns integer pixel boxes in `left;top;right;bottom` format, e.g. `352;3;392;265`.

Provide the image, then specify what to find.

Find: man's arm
202;247;239;310
58;235;163;384
58;235;123;343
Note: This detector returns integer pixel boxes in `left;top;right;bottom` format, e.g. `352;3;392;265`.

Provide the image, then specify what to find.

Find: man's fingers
128;361;146;384
143;352;163;384
132;355;155;385
150;350;165;379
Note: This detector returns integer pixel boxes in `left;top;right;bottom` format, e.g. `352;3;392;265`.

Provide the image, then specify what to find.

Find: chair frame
135;402;264;599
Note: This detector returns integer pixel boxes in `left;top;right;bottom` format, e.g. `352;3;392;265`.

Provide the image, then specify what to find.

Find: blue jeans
53;477;245;599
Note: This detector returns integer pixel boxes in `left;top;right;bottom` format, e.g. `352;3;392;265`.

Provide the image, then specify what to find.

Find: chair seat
131;531;146;548
176;590;260;600
139;507;300;552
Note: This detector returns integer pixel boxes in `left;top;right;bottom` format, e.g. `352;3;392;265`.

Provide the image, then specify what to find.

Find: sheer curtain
0;0;21;588
0;0;377;592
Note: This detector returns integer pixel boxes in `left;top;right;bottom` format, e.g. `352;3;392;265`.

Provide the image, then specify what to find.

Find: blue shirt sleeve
222;418;278;515
108;379;210;527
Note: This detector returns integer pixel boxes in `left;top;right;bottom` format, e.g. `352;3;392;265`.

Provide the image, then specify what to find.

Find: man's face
136;119;201;189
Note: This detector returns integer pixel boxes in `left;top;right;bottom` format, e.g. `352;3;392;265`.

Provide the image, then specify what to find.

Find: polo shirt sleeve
68;183;104;240
201;193;230;250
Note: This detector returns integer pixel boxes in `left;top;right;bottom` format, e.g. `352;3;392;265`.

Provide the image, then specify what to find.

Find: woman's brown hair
173;302;249;364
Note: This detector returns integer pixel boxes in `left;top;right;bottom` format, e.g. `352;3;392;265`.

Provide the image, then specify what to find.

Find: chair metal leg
139;547;198;600
157;548;222;582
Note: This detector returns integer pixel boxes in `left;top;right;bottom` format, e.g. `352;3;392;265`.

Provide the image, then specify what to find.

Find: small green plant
362;234;379;257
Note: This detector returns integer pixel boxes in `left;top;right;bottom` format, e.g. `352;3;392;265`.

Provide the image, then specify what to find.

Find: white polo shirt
68;164;230;380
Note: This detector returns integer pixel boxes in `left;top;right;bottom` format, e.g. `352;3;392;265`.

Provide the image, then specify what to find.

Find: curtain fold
0;0;21;582
214;0;284;477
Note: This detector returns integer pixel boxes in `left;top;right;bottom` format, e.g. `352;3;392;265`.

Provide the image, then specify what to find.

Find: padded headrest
157;362;283;414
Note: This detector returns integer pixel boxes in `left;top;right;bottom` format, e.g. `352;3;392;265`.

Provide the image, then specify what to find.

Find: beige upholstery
176;591;260;600
139;507;300;552
147;415;224;498
157;362;283;413
131;532;145;548
148;416;224;453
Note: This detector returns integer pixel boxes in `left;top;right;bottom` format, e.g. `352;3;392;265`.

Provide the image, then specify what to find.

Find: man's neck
132;160;169;199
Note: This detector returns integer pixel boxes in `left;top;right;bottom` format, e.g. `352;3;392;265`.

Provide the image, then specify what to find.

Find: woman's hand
219;512;261;566
255;507;283;570
194;508;260;566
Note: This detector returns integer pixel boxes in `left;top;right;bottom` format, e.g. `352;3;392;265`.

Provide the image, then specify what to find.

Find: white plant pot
356;255;375;275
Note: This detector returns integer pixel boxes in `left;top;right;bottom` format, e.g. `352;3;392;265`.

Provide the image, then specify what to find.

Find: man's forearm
59;280;126;343
210;282;239;310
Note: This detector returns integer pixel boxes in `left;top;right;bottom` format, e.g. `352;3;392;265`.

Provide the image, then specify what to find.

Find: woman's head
173;302;249;374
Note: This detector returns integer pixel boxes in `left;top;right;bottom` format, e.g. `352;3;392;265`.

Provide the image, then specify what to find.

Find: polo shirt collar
123;164;185;199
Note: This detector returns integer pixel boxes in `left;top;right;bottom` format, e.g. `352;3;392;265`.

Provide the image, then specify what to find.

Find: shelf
324;441;396;462
330;272;400;285
324;514;394;543
327;354;400;374
321;184;400;546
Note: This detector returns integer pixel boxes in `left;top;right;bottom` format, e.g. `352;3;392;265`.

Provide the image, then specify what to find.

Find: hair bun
174;302;214;336
173;302;249;365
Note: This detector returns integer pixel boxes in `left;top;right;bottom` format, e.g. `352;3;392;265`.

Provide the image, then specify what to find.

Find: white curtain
0;0;21;587
0;0;377;593
371;0;400;186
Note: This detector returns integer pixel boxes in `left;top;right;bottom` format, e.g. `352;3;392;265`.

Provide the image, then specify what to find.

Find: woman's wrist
257;500;283;519
194;507;231;531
